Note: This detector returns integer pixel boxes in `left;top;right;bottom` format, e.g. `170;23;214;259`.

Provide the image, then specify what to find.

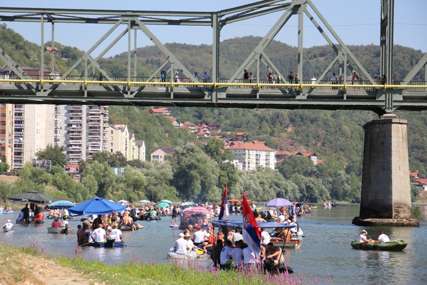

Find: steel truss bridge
0;0;426;113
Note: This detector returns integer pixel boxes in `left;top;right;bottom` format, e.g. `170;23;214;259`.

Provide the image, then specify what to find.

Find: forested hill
1;25;426;177
103;36;427;176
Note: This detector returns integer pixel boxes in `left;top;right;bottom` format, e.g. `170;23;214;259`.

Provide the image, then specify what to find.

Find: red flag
242;192;261;253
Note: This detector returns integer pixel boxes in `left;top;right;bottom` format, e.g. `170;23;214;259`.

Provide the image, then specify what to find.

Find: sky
1;0;426;57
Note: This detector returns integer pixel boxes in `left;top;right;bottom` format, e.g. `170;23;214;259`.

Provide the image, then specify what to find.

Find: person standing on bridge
160;70;166;82
351;71;360;85
287;72;294;83
243;69;249;82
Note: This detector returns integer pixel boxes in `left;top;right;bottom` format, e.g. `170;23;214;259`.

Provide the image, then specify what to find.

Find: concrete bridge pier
353;114;419;226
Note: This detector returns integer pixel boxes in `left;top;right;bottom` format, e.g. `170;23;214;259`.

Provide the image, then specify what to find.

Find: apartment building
86;106;109;159
226;140;276;171
0;104;13;167
105;124;145;161
64;105;87;163
12;104;55;169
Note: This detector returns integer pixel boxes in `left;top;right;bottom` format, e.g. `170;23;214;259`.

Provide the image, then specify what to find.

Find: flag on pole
218;185;229;220
241;192;261;254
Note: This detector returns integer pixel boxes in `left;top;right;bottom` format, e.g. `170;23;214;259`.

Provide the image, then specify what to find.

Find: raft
167;249;209;260
120;223;144;231
351;240;407;251
272;238;302;249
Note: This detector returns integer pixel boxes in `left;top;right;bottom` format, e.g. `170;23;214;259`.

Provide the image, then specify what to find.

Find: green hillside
1;24;426;203
102;36;427;176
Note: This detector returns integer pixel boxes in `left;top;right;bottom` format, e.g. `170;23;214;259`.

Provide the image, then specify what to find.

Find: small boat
89;242;126;248
2;226;13;232
351;240;407;251
120;223;144;231
272;238;302;249
167;249;209;260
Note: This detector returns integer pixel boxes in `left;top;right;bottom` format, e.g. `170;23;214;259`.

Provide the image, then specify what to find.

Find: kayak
351;240;407;251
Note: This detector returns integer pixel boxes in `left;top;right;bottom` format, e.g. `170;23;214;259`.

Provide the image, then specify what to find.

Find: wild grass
57;257;269;285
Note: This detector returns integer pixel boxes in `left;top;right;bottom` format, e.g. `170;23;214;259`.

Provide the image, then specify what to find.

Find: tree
204;138;233;163
278;156;316;179
0;162;9;174
81;161;116;198
172;145;220;202
91;151;127;167
237;169;300;201
36;145;66;168
290;174;330;203
141;162;177;202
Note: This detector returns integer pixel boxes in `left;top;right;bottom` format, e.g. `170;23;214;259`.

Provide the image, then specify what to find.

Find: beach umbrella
182;206;210;215
181;201;195;207
159;199;173;205
48;200;75;209
139;200;151;204
118;200;129;205
266;198;293;208
9;191;52;204
157;201;171;209
69;197;125;215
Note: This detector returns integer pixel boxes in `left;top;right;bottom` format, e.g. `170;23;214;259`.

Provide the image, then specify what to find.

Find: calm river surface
1;205;426;285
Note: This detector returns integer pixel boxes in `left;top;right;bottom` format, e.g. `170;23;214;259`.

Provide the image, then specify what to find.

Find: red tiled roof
149;107;170;114
415;178;427;185
226;140;275;152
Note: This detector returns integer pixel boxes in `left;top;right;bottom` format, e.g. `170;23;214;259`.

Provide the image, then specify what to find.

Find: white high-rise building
86;106;109;160
54;105;67;148
65;105;87;163
12;104;56;169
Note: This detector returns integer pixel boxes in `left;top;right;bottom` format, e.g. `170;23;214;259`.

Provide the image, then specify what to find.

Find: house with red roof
415;178;427;191
226;140;276;171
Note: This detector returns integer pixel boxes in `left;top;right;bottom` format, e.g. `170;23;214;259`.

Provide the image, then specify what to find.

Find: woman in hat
359;229;371;243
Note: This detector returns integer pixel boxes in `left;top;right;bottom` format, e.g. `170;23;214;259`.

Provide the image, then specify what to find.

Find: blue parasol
48;200;75;209
69;197;124;215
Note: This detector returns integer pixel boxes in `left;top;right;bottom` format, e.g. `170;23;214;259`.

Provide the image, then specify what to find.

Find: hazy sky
1;0;426;56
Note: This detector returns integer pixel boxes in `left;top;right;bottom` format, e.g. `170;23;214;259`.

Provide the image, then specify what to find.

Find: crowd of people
75;212;131;247
16;203;45;224
170;221;294;275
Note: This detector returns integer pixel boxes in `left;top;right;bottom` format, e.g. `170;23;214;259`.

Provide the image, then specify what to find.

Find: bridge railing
1;74;427;92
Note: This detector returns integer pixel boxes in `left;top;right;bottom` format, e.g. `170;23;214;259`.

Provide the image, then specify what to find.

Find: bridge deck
0;79;426;111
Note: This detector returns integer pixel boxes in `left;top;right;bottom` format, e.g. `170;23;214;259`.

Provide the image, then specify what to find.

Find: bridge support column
353;114;419;227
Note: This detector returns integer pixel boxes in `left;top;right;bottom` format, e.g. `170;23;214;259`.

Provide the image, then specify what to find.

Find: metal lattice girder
303;8;339;57
218;0;287;17
306;0;375;84
61;20;122;79
135;19;197;82
316;55;340;83
261;52;286;82
229;3;297;82
0;47;34;90
403;53;427;84
220;2;294;25
297;3;304;82
0;7;213;26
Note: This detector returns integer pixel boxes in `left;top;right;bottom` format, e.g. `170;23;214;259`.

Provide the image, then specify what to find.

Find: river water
1;205;426;285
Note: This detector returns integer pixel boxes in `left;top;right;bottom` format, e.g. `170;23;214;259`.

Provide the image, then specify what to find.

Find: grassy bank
0;244;291;285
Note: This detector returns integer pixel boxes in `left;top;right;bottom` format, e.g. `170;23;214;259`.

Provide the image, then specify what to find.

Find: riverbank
0;244;278;285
